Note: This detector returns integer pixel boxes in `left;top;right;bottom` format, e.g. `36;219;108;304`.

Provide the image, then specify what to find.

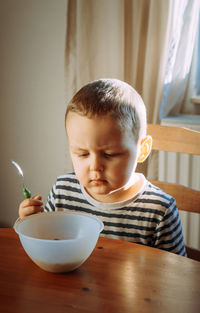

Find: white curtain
65;0;199;177
65;0;174;124
159;0;199;118
181;11;200;114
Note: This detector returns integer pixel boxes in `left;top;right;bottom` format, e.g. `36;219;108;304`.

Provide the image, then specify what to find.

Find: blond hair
65;78;147;142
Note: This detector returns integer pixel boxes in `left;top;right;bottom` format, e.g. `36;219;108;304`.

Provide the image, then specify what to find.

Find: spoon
11;160;32;199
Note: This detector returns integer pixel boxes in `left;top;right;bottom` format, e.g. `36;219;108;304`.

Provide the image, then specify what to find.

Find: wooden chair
147;124;200;261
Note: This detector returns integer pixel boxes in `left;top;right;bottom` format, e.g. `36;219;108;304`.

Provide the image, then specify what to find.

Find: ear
137;135;152;163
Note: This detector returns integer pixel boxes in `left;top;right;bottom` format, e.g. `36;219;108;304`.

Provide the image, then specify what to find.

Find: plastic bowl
14;212;104;273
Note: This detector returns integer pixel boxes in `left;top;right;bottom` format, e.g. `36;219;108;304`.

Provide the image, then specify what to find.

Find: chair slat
147;124;200;261
186;246;200;262
150;180;200;214
147;124;200;155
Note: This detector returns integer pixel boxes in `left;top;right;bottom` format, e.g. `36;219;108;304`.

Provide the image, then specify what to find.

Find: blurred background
0;0;199;246
0;0;69;225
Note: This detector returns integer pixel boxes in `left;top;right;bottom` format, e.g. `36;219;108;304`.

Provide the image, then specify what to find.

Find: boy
19;78;187;256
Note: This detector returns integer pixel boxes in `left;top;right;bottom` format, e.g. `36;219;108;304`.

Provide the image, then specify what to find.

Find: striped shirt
45;173;187;256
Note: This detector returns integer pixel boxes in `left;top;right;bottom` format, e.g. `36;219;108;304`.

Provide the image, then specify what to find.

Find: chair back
147;124;200;261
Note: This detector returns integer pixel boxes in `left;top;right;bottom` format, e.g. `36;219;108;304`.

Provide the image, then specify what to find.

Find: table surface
0;228;200;313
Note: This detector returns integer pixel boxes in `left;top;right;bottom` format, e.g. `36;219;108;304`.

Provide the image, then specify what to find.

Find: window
160;1;200;119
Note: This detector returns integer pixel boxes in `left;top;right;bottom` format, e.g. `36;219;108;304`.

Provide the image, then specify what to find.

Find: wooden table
0;229;200;313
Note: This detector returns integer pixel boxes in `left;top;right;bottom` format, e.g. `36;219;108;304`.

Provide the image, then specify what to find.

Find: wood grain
147;124;200;154
0;229;200;313
150;180;200;214
147;124;200;261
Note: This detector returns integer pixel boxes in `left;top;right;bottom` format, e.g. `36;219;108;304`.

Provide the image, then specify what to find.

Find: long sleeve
153;198;187;256
45;183;57;212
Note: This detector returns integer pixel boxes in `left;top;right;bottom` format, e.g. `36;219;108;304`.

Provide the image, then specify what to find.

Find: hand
19;195;44;219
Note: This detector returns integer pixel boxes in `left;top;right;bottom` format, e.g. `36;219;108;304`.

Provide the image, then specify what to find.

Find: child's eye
79;153;89;157
104;153;119;158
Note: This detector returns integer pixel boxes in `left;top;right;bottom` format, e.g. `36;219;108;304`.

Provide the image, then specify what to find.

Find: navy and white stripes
45;173;187;256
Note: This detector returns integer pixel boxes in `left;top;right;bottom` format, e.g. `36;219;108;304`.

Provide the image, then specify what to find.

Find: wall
0;0;72;226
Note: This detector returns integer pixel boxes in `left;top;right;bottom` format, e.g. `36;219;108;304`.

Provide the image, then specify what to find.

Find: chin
88;185;110;195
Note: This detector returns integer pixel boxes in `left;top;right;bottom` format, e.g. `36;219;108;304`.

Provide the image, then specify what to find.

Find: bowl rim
13;211;104;243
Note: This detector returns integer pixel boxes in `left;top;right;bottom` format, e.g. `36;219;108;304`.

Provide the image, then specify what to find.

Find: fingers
33;195;42;201
19;195;44;219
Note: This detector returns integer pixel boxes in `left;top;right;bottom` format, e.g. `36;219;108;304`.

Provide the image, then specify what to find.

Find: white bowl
14;212;104;273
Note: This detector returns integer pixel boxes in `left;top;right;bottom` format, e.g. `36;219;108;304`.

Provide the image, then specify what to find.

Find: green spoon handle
23;187;31;199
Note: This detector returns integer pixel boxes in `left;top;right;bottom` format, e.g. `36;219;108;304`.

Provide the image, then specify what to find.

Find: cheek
71;158;87;181
111;154;137;178
126;154;138;172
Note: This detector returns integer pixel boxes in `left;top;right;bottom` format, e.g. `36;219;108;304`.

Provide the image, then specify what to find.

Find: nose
89;153;104;172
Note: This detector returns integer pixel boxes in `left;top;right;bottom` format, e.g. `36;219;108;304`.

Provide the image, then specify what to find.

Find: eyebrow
70;145;123;151
69;145;86;149
71;147;87;152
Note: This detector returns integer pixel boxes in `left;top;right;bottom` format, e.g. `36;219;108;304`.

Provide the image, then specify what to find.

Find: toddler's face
66;112;140;202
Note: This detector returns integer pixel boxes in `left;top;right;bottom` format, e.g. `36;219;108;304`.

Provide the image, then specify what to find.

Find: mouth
90;179;107;185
